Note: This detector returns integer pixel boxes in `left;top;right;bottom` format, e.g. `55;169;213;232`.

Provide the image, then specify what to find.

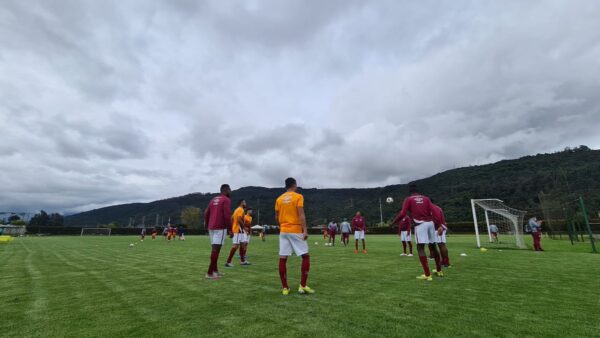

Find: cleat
281;288;290;296
298;285;315;294
354;249;358;254
240;261;251;266
205;273;220;280
433;270;444;277
416;274;433;281
444;264;451;268
215;271;225;277
408;253;414;257
400;253;407;256
225;262;233;268
362;250;367;254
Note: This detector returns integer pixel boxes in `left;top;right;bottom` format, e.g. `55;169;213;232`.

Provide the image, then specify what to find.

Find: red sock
431;245;441;272
208;250;219;274
402;241;407;253
240;247;246;262
408;241;413;254
301;255;310;287
226;247;237;264
279;258;288;289
418;255;431;276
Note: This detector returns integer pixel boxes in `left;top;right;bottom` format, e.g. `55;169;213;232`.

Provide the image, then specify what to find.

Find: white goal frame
80;228;112;236
471;198;527;249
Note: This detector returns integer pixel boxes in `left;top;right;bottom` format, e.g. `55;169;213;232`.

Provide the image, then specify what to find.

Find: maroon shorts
342;233;350;239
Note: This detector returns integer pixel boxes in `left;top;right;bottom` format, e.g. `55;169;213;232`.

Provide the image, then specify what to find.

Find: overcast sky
1;0;600;213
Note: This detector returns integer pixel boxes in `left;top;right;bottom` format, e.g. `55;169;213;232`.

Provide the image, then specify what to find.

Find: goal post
80;228;112;236
471;199;527;249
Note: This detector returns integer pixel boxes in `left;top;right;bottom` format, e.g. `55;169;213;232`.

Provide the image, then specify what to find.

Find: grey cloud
1;0;600;212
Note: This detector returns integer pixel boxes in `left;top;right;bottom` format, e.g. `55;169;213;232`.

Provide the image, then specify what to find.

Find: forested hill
65;146;600;227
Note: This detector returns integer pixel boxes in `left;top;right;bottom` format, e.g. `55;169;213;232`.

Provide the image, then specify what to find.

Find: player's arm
298;206;308;240
223;199;232;234
204;207;210;228
392;198;410;225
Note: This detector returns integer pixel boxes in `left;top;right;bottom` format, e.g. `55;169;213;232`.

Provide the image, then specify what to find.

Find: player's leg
289;234;313;294
226;243;238;266
207;230;224;279
354;231;359;253
437;227;450;266
428;223;442;274
279;234;292;294
414;224;432;280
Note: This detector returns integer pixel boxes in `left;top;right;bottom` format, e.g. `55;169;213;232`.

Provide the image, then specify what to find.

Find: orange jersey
231;206;245;233
244;215;252;227
275;191;304;233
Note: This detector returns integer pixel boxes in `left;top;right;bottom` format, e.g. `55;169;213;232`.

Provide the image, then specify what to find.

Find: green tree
181;207;201;229
29;210;50;226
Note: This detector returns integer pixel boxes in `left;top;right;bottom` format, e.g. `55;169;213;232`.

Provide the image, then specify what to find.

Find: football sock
279;258;288;289
301;255;310;287
226;247;237;264
418;255;430;276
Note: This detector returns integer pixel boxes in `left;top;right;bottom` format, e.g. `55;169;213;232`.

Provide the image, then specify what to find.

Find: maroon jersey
432;204;446;228
204;194;232;231
352;216;366;231
394;193;434;224
399;215;412;232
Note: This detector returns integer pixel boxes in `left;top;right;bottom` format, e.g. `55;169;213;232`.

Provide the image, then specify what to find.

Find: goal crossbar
80;228;112;236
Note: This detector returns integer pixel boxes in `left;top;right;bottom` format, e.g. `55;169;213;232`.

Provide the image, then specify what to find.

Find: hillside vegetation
65;146;600;227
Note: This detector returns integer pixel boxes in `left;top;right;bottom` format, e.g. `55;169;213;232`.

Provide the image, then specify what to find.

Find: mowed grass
1;234;599;338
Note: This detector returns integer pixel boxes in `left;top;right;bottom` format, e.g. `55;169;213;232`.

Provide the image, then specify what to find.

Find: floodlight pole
379;198;383;226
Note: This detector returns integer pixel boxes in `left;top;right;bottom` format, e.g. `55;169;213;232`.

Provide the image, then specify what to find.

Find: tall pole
155;214;159;227
142;216;145;228
379;198;383;226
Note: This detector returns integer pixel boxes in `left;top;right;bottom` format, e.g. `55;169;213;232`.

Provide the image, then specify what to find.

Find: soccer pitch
1;235;598;337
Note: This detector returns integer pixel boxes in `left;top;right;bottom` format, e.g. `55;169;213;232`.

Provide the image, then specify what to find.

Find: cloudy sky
1;0;600;213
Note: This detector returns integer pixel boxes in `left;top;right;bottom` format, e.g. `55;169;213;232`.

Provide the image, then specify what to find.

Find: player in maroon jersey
431;202;451;267
203;184;232;280
398;215;413;256
392;184;442;280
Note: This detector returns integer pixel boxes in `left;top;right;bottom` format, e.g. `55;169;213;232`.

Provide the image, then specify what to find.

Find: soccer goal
80;228;112;236
471;199;527;249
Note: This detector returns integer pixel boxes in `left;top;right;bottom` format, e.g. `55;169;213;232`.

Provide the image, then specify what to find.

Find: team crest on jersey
415;197;424;204
282;195;293;204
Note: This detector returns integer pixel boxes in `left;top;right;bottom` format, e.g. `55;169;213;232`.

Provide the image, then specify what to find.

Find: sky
1;0;600;214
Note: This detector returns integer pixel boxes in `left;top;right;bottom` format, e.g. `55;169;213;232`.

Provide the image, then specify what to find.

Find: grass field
1;234;599;337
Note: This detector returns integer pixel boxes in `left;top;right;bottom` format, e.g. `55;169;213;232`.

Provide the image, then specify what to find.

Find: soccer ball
386;197;394;204
480;247;488;252
460;253;467;256
129;243;135;247
314;242;319;245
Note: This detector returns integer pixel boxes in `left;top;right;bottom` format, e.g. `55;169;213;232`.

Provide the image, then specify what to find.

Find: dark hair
238;199;246;206
220;184;230;193
285;177;297;189
246;208;253;212
408;183;418;194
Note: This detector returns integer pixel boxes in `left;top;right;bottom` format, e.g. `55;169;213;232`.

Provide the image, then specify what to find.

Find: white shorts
232;232;248;245
209;229;226;245
435;226;447;244
414;221;436;244
400;231;412;242
279;233;309;257
354;230;365;240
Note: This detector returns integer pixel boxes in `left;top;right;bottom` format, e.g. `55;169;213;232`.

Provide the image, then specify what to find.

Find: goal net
80;228;112;236
471;199;527;249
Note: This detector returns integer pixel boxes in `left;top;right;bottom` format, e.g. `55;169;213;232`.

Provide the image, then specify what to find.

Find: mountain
65;146;600;227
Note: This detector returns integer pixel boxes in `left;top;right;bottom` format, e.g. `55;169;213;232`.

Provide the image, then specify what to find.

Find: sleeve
297;195;304;208
223;199;232;230
204;205;210;227
392;198;410;225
